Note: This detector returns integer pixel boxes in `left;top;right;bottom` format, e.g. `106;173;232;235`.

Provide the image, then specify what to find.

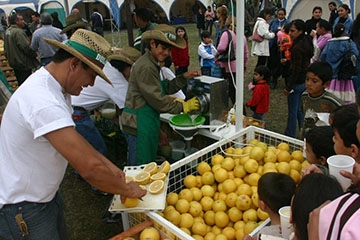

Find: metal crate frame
122;126;304;239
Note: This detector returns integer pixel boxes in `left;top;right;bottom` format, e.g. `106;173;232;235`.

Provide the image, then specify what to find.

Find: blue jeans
0;192;68;240
125;133;137;166
252;113;264;121
73;109;107;156
285;83;306;138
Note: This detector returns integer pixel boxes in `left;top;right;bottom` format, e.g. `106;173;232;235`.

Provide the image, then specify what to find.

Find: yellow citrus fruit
248;139;259;145
291;150;304;162
125;176;134;183
194;216;205;224
123;198;139;208
222;157;235;171
225;147;235;157
242;146;253;155
225;192;238;208
202;172;215;185
165;209;181;226
233;165;247;178
257;165;264;175
222;179;237;193
237;183;252;196
134;171;150;185
192;235;205;240
211;154;224;165
179;213;194;228
236;194;252;211
201;185;215;197
139;227;160;240
143;162;158;175
277;150;292;162
204;210;216;226
189;201;203;217
149;180;164;194
232;148;243;157
290;169;302;184
190;187;203;201
251;186;258;194
243;209;258;223
204;232;216;240
179;188;193;202
184;174;197;188
235;229;245;240
239;156;250;165
197;162;211;175
277;142;290;152
164;205;175;214
180;227;191;235
192;222;207;236
175;199;190;214
234;177;244;186
250;147;265;162
212;164;222;173
158;160;170;174
212;199;227;212
150;172;166;181
264;151;277;163
263;168;278;174
200;196;214;211
263;162;276;170
234;221;245;231
244;221;258;235
222;227;236;240
251;192;259;208
256;142;268;152
214;168;229;183
302;160;310;170
166;192;178;206
289;159;302;172
214;211;229;228
212;226;222;235
277;162;291;175
257;207;269;221
244;159;259;173
247;173;261;187
228;206;242;222
196;175;203;188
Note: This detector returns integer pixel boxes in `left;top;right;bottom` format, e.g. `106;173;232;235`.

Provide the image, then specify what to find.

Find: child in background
171;26;190;76
246;65;270;121
160;56;186;100
300;61;344;139
198;30;217;76
304;126;336;174
291;173;343;240
244;172;296;240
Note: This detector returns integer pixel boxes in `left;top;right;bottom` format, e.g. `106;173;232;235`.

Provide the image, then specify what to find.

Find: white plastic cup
279;206;293;239
327;155;355;191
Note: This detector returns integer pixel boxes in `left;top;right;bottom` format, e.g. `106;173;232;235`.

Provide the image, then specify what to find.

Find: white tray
108;164;169;213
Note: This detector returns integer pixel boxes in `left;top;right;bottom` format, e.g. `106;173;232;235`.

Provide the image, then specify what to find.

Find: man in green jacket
122;24;200;166
4;14;39;85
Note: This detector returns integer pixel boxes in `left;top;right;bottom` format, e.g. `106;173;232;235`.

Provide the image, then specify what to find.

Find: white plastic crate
122;126;304;239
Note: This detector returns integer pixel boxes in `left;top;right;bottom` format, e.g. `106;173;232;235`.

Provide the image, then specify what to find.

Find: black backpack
338;39;358;80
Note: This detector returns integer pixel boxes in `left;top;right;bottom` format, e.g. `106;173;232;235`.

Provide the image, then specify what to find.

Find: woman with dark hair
284;19;313;138
251;8;275;67
310;19;332;62
305;6;323;35
350;13;360;90
320;23;359;103
268;8;289;88
171;26;190;76
332;4;353;36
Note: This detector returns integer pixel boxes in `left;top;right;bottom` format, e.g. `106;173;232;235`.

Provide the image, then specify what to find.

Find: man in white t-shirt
0;29;146;239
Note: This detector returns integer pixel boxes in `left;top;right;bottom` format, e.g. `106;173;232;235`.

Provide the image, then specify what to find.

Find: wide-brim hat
108;46;141;65
43;29;113;85
141;24;186;49
60;14;91;34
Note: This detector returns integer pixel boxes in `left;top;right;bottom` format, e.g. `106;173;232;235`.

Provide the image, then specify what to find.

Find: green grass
61;23;289;240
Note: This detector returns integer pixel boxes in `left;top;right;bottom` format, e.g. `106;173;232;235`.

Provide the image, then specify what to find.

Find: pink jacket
217;30;249;72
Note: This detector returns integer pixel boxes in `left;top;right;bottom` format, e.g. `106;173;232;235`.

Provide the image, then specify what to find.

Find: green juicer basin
169;114;206;127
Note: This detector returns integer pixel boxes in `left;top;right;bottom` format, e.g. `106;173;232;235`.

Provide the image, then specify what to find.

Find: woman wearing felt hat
0;29;146;238
121;24;201;166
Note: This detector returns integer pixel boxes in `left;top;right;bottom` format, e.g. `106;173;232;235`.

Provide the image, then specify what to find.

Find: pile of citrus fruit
160;139;308;240
123;161;171;208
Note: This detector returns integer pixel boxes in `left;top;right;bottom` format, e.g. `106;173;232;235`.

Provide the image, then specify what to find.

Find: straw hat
60;14;91;34
141;24;186;49
108;46;141;65
43;29;113;85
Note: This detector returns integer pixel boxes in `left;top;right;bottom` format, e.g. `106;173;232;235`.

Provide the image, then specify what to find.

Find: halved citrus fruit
123;198;139;208
125;176;134;183
143;162;158;175
149;180;164;194
150;172;166;181
134;171;150;185
158;160;171;174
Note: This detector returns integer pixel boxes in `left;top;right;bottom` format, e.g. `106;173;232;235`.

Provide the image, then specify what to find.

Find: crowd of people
1;2;360;239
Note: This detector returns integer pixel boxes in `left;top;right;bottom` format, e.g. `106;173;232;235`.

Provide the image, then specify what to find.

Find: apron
124;79;168;165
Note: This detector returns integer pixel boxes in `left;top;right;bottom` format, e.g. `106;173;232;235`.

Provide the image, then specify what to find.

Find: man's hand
302;164;324;176
120;181;147;203
183;70;200;79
